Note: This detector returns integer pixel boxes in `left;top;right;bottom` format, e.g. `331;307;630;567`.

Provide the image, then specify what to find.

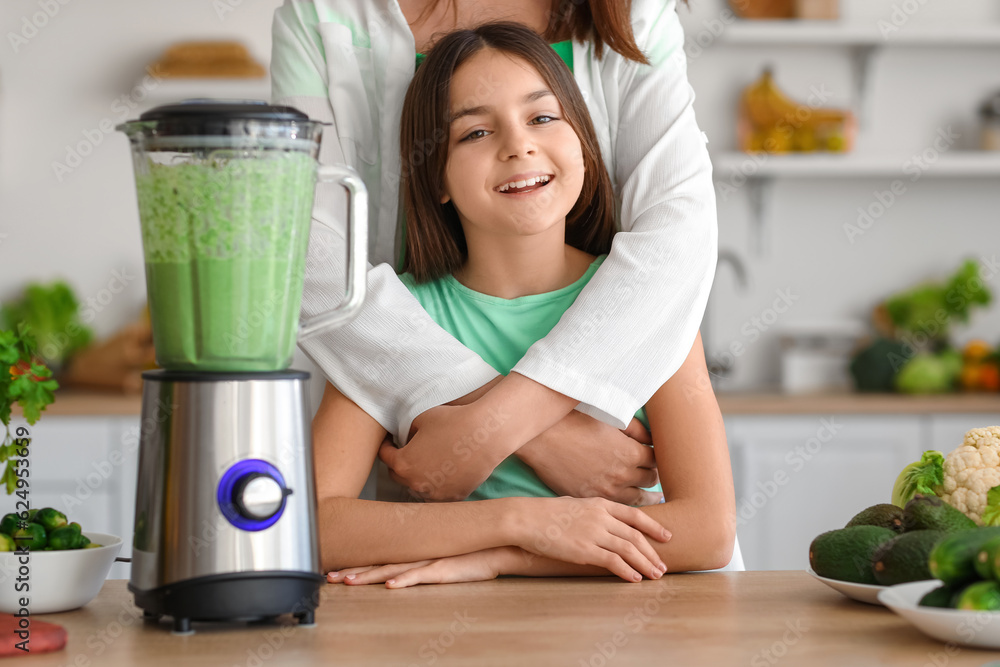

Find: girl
314;22;735;588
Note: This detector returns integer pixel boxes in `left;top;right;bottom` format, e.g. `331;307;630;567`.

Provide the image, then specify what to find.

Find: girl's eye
531;115;558;125
460;129;489;142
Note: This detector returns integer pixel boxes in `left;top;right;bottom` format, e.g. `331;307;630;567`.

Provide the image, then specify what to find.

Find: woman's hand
326;548;511;588
513;497;669;582
378;402;509;501
516;413;662;506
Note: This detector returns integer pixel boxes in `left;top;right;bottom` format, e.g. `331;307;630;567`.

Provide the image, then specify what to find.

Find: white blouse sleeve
511;0;718;429
271;1;499;444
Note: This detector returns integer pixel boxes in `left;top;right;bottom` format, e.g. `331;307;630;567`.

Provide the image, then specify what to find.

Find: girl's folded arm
313;380;526;572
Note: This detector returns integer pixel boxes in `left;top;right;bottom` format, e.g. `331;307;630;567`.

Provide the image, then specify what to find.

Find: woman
270;0;721;516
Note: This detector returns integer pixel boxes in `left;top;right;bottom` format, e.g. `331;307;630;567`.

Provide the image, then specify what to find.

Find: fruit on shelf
961;340;1000;392
728;0;795;19
738;67;856;154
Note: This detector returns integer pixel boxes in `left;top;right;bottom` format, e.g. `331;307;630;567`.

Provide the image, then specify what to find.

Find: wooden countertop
16;388;1000;418
16;573;1000;665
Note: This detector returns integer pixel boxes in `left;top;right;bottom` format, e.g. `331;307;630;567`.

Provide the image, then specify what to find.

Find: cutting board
0;614;67;657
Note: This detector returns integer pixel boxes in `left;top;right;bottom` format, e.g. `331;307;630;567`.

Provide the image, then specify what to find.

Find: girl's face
441;49;585;241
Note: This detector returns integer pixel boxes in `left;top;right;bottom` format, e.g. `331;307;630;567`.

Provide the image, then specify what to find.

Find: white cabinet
726;415;924;571
7;415;140;580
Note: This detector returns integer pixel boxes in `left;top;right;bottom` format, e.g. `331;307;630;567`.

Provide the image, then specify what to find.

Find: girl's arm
379;0;718;498
313;381;671;579
341;332;734;586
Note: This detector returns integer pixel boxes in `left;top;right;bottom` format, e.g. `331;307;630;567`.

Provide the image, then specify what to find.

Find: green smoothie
135;151;316;371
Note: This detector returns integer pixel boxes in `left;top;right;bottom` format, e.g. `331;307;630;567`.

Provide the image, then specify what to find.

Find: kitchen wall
1;0;998;401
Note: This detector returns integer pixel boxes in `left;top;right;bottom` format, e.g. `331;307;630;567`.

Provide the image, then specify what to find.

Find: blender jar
117;100;366;372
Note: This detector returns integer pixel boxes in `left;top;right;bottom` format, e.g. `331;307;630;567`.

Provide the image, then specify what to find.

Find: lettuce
892;450;945;508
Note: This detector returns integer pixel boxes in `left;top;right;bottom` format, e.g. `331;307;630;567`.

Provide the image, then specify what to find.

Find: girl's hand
514;497;670;582
517;413;663;506
378;403;509;501
326;548;511;588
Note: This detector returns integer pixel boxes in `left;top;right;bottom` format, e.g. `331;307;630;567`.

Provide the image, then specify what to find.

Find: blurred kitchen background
1;0;999;573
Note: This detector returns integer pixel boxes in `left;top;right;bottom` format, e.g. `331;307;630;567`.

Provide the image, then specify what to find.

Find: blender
116;100;366;633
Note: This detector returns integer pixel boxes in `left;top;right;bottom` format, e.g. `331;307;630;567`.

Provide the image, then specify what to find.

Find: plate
879;580;1000;649
806;567;889;605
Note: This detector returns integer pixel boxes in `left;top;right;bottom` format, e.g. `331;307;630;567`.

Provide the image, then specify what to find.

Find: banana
741;67;848;130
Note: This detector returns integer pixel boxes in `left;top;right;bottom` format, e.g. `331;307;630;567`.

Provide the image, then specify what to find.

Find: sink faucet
703;249;749;382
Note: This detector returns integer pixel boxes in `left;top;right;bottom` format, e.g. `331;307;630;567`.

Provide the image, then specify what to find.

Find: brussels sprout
0;533;15;552
48;525;86;550
12;523;46;550
33;508;67;532
0;513;20;536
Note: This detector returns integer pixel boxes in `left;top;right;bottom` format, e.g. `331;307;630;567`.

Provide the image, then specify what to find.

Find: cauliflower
940;426;1000;526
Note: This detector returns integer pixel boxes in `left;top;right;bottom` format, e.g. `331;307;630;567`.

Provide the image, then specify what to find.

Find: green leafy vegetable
0;280;93;369
884;259;993;343
983;486;1000;527
892;450;945;508
0;323;58;494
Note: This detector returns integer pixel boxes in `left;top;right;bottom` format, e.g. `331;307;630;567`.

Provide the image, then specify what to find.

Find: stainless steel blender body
130;370;323;629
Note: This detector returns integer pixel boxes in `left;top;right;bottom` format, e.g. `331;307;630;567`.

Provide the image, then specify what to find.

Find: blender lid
123;99;323;136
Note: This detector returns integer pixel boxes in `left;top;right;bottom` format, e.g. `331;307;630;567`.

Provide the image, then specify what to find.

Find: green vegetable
902;495;977;532
11;522;46;550
0;281;93;370
981;486;1000;527
929;528;1000;584
872;530;945;585
47;525;86;550
892;452;945;508
895;353;956;394
845;504;903;532
0;512;19;535
885;259;993;342
0;324;58;494
919;584;962;608
955;581;1000;611
975;534;1000;579
32;507;67;532
849;338;911;392
0;533;14;552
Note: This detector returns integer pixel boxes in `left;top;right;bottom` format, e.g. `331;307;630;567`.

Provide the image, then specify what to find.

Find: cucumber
975;535;1000;580
955;581;1000;611
919;583;962;608
929;527;1000;585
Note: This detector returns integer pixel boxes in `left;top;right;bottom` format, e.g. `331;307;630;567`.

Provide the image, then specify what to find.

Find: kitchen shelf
718;22;1000;47
713;151;1000;178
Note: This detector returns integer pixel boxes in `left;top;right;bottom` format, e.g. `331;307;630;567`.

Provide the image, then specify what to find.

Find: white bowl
0;532;122;614
879;580;1000;649
806;567;890;605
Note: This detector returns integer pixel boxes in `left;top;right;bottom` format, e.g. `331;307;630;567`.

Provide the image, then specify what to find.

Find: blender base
129;571;324;633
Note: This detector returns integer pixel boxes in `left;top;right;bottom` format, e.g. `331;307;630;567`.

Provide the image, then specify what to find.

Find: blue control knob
217;460;292;531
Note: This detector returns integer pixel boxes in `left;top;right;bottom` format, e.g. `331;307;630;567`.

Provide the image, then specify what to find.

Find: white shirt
271;0;719;445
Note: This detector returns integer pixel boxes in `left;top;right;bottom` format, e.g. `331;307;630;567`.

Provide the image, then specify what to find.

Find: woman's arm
313;381;671;579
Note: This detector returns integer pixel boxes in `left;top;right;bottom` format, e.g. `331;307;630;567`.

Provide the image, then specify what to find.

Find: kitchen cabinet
726;414;923;571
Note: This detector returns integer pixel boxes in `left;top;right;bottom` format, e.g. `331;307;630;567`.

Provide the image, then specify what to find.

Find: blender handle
299;164;369;340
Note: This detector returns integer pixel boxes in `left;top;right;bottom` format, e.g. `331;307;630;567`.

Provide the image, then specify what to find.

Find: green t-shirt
399;254;652;501
400;41;575;272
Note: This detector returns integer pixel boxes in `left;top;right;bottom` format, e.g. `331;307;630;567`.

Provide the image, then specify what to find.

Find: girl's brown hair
412;0;688;64
399;21;618;283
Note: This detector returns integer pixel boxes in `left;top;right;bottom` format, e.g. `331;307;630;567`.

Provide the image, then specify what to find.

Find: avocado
872;530;946;585
845;504;904;533
809;526;897;584
902;495;977;532
919;584;962;608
